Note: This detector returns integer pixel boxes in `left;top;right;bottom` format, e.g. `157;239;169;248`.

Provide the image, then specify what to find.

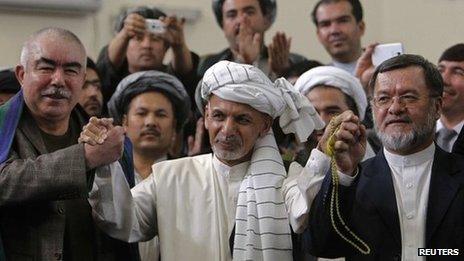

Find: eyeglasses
371;94;438;109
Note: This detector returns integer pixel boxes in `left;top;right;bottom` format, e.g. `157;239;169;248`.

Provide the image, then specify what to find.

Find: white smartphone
372;43;404;66
145;19;166;34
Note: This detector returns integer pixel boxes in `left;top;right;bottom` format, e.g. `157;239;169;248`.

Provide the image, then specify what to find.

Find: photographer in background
97;6;199;104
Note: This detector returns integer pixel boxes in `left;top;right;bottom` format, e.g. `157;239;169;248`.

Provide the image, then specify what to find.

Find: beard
211;134;247;162
374;105;437;152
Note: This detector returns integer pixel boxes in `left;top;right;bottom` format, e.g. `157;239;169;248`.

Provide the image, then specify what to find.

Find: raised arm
82;117;159;242
107;13;146;70
161;16;193;76
306;111;367;257
90;162;158;243
283;111;366;233
0;118;124;206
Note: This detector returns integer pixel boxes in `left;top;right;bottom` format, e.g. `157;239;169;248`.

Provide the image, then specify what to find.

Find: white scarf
201;61;324;260
294;66;367;120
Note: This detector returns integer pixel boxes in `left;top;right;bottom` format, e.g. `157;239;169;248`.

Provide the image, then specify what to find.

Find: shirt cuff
337;168;358;186
305;148;331;176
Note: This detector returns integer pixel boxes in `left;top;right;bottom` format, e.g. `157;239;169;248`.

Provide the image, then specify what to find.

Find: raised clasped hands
80;117;125;169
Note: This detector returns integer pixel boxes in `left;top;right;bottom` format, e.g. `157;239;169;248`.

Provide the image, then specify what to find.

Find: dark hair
368;54;443;97
86;57;102;81
114;6;166;32
439;43;464;63
0;69;21;94
86;57;97;71
311;85;360;117
311;0;363;26
212;0;276;28
283;60;323;79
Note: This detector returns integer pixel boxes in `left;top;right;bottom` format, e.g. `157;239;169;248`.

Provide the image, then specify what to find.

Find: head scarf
200;61;323;261
294;66;368;120
201;61;324;142
107;70;190;130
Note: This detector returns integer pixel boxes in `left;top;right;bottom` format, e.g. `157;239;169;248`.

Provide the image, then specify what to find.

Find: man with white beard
306;54;464;260
85;61;326;261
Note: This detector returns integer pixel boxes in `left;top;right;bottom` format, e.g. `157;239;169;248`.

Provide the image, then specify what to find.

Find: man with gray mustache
306;54;464;260
0;27;132;260
41;85;72;99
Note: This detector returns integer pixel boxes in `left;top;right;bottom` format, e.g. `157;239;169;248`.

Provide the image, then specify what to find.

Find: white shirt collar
383;143;435;167
436;118;464;134
134;155;168;185
331;60;358;75
212;155;249;181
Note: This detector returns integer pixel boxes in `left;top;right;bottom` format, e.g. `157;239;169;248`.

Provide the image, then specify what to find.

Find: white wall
0;0;463;68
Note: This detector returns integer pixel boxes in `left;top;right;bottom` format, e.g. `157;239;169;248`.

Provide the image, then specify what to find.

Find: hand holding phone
372;43;404;66
145;19;166;34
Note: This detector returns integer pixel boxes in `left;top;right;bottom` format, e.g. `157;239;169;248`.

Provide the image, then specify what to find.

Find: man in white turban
292;65;375;261
85;61;325;261
294;66;376;159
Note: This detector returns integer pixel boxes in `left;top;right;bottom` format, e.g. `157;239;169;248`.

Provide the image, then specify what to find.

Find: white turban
294;66;368;120
201;61;324;142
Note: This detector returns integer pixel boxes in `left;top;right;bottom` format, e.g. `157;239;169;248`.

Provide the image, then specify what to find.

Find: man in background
311;0;365;74
436;43;464;155
198;0;307;79
97;6;198;103
79;57;104;117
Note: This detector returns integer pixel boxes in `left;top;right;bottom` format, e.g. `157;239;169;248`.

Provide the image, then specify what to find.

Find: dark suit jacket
452;128;464;156
306;146;464;260
0;108;138;261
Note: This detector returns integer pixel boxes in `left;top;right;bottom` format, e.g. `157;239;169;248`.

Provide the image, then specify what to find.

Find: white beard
374;106;436;152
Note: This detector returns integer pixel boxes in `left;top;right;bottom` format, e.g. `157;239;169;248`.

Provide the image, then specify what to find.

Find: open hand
232;17;262;64
268;31;291;76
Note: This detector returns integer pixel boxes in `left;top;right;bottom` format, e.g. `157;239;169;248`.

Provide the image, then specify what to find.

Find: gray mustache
41;87;71;99
216;134;242;143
